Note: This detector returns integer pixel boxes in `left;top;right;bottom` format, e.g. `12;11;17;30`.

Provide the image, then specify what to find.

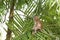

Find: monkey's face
34;16;39;21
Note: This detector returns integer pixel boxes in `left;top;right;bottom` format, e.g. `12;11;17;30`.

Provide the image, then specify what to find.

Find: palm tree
0;0;60;40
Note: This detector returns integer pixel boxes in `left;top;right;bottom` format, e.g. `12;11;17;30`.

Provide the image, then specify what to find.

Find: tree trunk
5;0;15;40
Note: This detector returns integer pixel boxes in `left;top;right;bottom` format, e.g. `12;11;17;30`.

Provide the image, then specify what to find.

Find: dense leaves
0;0;60;40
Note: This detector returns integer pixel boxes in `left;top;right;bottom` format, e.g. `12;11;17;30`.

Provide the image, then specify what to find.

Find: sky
0;23;7;40
0;11;24;40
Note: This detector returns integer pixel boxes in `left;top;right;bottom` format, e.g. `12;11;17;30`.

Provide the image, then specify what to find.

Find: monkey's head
34;16;39;21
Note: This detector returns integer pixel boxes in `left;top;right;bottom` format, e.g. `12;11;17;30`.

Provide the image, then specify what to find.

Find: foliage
0;0;60;40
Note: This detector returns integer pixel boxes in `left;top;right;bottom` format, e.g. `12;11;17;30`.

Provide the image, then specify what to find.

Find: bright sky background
0;23;7;40
0;11;24;40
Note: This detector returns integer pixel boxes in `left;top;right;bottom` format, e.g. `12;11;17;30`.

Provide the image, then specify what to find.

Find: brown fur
32;16;42;34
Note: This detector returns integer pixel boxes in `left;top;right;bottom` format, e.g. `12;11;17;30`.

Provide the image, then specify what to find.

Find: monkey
32;16;42;34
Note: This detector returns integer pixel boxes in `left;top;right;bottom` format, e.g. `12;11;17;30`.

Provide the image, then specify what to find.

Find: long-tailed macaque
32;16;42;34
